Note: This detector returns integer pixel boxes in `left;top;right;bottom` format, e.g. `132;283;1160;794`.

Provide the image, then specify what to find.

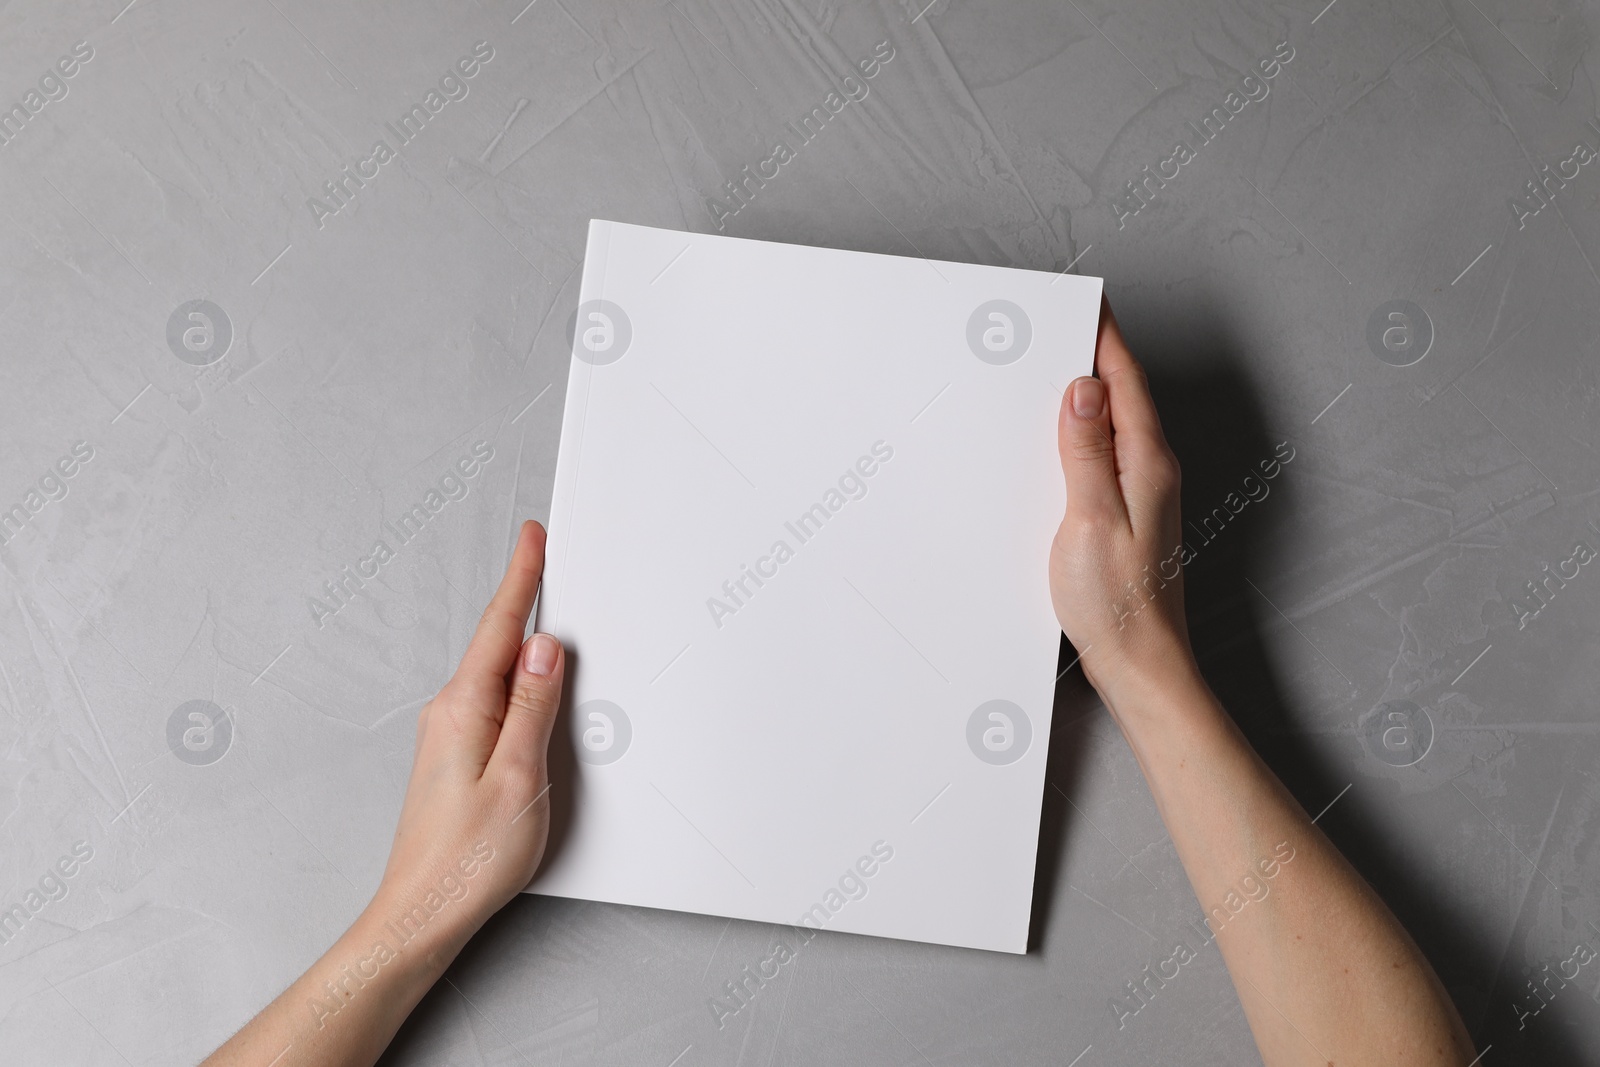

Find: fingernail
1072;377;1105;419
525;633;559;676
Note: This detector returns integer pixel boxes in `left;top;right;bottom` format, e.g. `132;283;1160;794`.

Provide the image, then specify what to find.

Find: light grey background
1;0;1596;1063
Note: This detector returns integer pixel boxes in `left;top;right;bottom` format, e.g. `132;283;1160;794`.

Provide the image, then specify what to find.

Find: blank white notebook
530;219;1101;953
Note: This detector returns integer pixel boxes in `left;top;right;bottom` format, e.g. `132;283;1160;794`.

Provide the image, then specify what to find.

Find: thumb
1059;377;1126;525
492;632;564;776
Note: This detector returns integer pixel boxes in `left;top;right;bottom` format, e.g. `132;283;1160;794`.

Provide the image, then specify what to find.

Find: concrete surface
1;0;1597;1063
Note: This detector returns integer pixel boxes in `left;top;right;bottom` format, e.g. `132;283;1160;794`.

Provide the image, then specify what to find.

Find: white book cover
530;219;1101;954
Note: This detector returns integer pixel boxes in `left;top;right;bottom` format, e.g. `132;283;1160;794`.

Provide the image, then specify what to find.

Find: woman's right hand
1048;299;1198;707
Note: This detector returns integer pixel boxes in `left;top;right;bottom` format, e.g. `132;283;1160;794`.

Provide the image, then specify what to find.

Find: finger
490;632;564;780
1059;375;1127;527
1094;297;1170;458
1094;299;1180;527
457;521;547;685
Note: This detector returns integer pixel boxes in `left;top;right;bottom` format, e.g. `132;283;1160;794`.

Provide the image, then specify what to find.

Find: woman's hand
1048;299;1196;706
1045;301;1476;1066
371;519;564;952
202;521;564;1067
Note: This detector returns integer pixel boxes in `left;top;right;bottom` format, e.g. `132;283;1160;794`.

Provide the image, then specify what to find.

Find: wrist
1089;640;1217;734
369;833;512;951
362;877;482;974
292;898;464;1042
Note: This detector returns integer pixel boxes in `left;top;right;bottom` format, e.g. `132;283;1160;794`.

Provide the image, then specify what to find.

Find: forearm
203;886;474;1067
1104;657;1473;1065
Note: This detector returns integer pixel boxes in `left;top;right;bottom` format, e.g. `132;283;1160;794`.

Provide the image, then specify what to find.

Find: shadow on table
1031;292;1580;1062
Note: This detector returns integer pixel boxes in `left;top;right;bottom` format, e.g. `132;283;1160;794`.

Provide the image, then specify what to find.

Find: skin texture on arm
201;521;565;1067
1049;300;1476;1065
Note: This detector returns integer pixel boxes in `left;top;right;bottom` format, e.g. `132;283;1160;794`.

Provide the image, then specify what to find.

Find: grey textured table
2;0;1597;1063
